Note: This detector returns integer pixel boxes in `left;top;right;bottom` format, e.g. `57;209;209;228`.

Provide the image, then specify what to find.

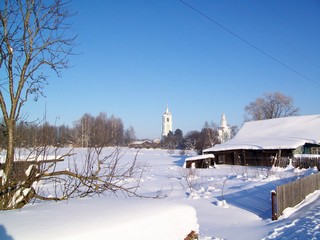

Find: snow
25;164;36;177
0;169;6;185
204;114;320;152
0;198;198;240
263;190;320;240
1;147;320;240
0;152;64;164
185;154;215;161
7;188;32;208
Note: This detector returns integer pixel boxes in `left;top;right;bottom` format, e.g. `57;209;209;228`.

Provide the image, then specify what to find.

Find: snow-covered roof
131;140;152;145
203;115;320;152
185;154;215;162
183;154;215;168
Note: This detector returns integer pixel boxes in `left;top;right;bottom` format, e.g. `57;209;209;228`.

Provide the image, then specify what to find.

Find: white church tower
218;113;231;143
162;106;172;137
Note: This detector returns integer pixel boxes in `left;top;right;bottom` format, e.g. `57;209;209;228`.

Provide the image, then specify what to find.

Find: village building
203;115;320;168
217;113;232;143
162;106;172;138
129;140;160;149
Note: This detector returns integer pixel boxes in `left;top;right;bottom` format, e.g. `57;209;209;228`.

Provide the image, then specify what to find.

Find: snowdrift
0;197;198;240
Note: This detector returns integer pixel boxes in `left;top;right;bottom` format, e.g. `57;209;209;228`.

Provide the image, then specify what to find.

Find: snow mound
0;197;198;240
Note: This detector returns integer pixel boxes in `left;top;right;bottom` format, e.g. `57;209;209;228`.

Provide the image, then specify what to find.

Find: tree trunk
4;119;15;184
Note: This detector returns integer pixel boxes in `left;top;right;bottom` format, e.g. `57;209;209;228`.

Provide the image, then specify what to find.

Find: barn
203;115;320;167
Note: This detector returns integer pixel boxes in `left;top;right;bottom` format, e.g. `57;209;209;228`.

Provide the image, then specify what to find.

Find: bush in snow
1;146;160;210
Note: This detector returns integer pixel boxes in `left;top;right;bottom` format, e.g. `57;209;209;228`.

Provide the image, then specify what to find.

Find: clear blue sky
23;0;320;139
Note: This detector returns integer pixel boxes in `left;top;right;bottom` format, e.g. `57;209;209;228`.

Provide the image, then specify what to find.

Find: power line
180;0;320;86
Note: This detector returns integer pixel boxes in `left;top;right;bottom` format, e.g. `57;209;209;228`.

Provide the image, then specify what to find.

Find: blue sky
23;0;320;139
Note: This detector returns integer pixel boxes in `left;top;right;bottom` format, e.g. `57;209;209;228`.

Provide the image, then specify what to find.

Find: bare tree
200;127;218;149
72;113;125;148
184;131;201;151
124;125;136;146
0;1;155;210
107;115;124;145
73;113;95;147
244;92;299;121
0;0;76;209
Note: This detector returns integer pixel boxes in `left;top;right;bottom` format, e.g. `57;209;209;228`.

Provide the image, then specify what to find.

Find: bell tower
162;106;172;137
218;113;231;143
220;113;227;128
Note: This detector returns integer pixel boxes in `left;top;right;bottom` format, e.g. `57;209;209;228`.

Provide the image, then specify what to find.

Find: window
218;155;225;164
167;118;169;122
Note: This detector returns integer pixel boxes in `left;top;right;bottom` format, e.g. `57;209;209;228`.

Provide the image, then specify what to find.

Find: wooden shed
184;154;215;168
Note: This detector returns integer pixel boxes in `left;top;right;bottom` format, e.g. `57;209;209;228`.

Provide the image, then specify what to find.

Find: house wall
209;149;294;167
304;143;320;154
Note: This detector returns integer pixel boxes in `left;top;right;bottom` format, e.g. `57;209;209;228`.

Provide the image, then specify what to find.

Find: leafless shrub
1;147;161;210
180;167;200;196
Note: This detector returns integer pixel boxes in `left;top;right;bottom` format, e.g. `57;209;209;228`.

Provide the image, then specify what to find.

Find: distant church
162;106;172;137
218;113;231;143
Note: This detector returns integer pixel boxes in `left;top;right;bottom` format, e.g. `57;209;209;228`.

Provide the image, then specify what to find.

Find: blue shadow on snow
172;155;188;167
0;225;14;240
216;177;297;220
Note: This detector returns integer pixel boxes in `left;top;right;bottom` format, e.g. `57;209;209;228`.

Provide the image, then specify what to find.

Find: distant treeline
0;112;136;148
0;113;238;152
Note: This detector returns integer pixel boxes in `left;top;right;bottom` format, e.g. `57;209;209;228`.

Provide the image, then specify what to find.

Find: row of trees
2;113;235;152
162;123;238;154
0;112;136;148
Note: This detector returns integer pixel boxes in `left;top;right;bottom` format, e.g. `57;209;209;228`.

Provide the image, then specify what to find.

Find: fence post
271;190;277;220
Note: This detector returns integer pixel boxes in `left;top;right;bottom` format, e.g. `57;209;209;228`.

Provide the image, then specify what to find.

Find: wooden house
203;115;320;167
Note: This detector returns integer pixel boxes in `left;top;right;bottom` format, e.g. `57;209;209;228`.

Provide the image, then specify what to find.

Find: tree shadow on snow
0;225;14;240
172;155;188;167
217;180;284;220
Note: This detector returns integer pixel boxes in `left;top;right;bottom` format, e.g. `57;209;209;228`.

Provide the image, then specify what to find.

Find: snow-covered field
1;148;320;240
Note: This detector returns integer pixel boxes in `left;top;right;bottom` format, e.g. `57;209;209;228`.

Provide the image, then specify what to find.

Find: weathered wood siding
185;158;215;168
212;149;293;167
275;173;320;218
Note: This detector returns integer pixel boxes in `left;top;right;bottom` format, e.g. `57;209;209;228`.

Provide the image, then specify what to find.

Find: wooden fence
275;156;320;170
272;172;320;220
0;158;64;182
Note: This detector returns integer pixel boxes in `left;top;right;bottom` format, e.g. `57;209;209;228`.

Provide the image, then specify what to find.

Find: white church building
217;113;232;143
162;106;172;138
